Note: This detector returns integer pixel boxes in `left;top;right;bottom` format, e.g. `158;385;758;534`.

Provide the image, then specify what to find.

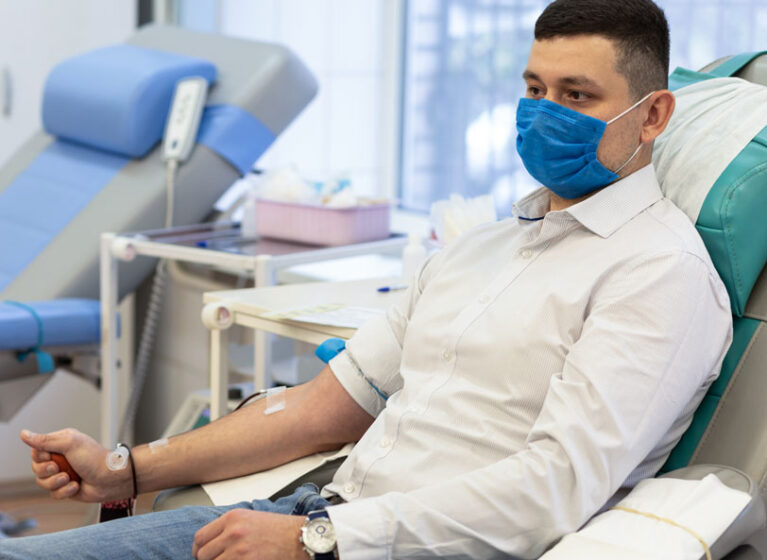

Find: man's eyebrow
559;75;601;89
522;71;602;90
522;70;540;82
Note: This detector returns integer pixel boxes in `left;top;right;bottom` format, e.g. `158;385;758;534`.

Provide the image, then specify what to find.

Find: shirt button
379;437;392;448
442;349;452;361
521;249;533;259
344;482;356;494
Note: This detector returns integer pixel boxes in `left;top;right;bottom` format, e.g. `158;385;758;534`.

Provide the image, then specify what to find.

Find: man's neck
546;153;652;212
548;190;594;212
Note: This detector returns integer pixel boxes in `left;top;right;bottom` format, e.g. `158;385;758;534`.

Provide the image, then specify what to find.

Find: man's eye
527;86;543;97
568;90;590;101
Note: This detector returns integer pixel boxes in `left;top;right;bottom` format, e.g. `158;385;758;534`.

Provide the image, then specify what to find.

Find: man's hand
193;510;308;560
20;428;130;503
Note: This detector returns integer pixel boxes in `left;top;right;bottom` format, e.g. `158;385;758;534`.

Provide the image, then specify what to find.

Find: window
399;0;767;215
173;0;398;200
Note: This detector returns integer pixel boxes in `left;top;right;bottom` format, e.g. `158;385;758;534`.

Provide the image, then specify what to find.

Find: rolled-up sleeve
327;250;733;559
328;251;446;418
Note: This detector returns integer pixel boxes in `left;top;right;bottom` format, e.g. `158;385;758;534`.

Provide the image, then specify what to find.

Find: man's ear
640;90;675;143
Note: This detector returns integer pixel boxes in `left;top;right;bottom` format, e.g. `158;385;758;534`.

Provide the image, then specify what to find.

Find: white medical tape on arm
264;386;286;415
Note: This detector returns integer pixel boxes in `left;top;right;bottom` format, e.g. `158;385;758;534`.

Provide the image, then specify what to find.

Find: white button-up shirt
324;164;732;559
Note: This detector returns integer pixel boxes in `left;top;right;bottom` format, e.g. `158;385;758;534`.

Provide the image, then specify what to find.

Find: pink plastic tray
255;198;391;246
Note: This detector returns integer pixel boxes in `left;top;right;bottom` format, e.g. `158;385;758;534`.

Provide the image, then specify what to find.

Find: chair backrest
656;53;767;488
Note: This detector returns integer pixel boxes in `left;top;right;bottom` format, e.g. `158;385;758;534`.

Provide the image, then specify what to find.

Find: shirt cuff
328;351;385;418
327;499;389;560
328;313;403;418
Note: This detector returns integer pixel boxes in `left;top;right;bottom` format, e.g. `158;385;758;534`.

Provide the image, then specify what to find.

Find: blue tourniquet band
315;338;347;364
3;300;55;373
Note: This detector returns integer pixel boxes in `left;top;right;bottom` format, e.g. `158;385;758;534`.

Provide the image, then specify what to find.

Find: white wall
0;0;136;166
218;0;403;199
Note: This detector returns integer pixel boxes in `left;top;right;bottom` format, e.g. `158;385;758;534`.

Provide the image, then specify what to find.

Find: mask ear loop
606;91;655;175
613;143;644;175
606;91;655;125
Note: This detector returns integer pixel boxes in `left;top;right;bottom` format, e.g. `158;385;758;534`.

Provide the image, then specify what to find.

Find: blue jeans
0;484;330;559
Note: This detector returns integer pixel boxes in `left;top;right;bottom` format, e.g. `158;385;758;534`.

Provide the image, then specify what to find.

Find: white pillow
652;77;767;222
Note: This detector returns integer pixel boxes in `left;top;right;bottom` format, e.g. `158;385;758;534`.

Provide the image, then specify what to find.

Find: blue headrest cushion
42;44;217;158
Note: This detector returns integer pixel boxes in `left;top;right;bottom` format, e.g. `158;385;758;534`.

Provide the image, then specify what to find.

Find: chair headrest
653;77;767;316
42;44;217;158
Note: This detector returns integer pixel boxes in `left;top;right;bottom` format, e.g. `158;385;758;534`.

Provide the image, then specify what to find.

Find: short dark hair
534;0;670;99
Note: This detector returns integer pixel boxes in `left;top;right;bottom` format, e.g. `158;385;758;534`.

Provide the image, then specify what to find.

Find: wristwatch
300;510;338;559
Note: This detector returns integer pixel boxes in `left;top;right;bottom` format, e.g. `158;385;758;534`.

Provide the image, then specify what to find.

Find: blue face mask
515;92;653;199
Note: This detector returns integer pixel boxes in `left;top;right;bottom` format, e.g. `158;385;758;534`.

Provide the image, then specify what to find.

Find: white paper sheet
541;474;752;559
261;304;385;329
202;444;354;505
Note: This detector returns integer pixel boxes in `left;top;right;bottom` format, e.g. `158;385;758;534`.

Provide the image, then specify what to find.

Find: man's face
522;35;645;173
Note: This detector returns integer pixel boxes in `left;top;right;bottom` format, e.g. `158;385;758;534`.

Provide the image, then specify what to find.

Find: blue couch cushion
0;298;101;350
42;44;216;158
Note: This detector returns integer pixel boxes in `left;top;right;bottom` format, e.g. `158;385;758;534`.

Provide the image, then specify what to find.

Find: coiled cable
119;159;177;442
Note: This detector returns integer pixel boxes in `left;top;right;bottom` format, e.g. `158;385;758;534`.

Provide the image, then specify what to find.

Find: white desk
201;277;403;420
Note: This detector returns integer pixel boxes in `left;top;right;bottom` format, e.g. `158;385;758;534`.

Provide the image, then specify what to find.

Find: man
1;0;732;558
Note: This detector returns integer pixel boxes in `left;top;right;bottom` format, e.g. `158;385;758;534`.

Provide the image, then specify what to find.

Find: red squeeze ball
50;453;81;483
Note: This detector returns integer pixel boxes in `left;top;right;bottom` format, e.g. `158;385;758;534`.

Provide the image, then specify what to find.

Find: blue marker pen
377;284;408;293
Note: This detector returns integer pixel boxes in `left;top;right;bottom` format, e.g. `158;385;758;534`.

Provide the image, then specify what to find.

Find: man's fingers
35;472;72;493
20;428;77;454
193;517;226;559
20;429;47;450
194;537;229;560
31;459;59;479
50;481;79;500
30;447;51;463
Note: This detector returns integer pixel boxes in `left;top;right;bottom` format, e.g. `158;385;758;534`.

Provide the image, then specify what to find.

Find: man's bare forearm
130;366;373;494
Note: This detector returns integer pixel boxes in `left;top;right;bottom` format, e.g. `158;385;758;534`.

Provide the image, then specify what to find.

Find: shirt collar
513;186;550;222
514;163;663;239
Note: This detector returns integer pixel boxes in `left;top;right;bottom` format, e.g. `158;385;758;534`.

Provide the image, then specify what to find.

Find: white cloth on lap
541;474;752;560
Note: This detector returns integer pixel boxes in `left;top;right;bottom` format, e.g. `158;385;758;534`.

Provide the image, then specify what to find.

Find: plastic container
255;198;391;246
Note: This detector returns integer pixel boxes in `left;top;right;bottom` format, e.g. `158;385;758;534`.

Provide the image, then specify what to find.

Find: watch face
303;518;337;554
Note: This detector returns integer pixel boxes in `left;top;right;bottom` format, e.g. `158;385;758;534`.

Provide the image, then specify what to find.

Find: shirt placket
428;214;580;404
